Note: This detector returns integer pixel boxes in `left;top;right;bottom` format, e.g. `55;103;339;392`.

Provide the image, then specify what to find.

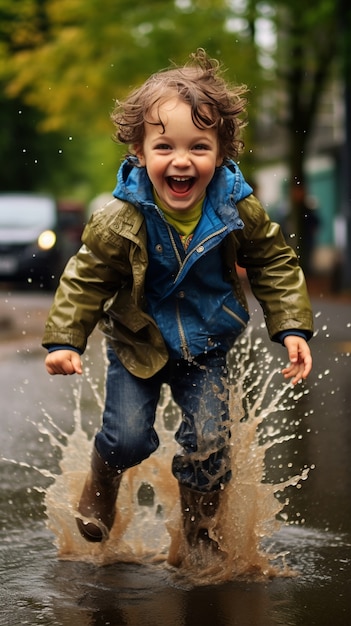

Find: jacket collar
112;157;252;228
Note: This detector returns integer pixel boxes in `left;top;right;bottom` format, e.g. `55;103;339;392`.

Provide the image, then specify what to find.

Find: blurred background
1;0;351;290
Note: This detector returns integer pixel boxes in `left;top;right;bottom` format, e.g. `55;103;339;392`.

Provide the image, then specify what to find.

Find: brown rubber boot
179;484;221;549
76;447;122;543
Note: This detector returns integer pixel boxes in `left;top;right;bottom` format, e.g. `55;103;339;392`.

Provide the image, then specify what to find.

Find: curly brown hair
111;48;248;162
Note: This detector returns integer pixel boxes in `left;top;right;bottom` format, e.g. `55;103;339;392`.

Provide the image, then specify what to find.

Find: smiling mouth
166;176;195;194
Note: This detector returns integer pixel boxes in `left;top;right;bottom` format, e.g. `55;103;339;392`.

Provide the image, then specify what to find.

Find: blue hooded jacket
112;158;253;359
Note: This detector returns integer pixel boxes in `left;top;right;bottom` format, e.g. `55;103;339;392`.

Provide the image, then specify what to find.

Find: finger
60;355;82;375
70;352;83;375
286;343;299;365
46;363;58;375
45;355;60;375
281;363;303;384
301;353;313;379
281;363;297;376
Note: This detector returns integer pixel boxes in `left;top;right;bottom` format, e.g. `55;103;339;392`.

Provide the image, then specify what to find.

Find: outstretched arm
281;335;312;385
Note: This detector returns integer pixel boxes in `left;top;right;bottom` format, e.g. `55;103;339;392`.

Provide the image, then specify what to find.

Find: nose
172;150;191;167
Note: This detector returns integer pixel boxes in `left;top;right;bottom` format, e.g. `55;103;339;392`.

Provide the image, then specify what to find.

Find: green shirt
153;189;203;250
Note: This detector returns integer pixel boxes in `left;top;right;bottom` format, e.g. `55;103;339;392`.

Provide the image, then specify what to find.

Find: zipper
165;223;183;267
165;223;193;359
175;300;192;360
222;304;247;328
163;215;229;359
173;226;227;283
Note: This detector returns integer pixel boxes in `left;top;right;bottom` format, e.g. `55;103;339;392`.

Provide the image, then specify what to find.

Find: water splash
8;329;315;585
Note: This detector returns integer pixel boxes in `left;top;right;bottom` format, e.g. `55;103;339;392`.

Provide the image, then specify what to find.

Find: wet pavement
0;280;351;626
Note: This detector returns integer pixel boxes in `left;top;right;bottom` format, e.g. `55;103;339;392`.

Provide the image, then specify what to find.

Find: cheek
146;159;164;181
201;160;218;180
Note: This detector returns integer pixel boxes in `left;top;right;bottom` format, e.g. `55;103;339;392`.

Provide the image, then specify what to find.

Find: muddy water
1;293;351;625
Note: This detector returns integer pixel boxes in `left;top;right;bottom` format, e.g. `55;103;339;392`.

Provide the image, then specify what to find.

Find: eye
154;143;172;151
192;143;210;151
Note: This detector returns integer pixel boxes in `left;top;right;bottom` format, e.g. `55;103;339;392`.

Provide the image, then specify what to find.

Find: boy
43;49;313;553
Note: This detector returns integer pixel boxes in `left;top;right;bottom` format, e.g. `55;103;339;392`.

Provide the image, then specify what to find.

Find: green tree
0;0;264;197
3;0;260;132
0;0;88;194
274;0;339;271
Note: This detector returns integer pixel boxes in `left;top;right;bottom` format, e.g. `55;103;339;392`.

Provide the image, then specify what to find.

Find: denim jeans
94;344;231;492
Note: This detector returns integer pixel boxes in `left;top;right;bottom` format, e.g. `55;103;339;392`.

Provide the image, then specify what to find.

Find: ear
134;144;145;166
216;152;224;167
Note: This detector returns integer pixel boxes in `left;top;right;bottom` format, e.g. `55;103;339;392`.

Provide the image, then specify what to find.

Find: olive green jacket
42;195;313;378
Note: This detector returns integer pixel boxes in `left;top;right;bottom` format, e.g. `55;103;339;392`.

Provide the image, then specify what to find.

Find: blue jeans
94;344;231;492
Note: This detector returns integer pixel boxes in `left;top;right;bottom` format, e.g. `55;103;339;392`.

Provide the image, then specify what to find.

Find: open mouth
166;176;195;194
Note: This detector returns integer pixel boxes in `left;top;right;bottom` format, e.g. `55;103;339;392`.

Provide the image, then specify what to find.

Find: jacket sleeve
235;195;314;341
42;213;130;353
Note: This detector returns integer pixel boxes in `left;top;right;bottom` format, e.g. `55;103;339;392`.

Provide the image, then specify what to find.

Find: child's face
134;98;222;212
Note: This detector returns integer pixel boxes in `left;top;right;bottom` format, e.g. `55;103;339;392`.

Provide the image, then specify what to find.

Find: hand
281;336;312;385
45;349;83;375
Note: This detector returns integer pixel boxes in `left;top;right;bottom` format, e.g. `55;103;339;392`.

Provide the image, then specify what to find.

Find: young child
43;49;313;554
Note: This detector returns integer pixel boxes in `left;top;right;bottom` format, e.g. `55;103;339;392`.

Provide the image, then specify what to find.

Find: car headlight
38;230;56;250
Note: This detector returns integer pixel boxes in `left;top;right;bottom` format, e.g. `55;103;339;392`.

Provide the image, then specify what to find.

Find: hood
113;157;154;208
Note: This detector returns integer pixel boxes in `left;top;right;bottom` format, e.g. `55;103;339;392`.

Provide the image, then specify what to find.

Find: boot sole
76;517;107;542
